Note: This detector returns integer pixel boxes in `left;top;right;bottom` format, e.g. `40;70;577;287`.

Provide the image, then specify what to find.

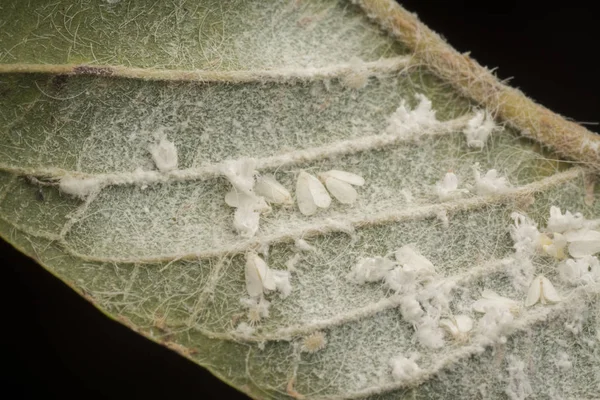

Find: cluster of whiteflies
220;158;364;237
386;93;497;149
434;162;511;201
511;206;600;288
349;206;600;382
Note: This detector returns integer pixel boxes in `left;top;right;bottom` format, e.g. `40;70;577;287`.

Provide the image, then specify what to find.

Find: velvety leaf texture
1;1;598;399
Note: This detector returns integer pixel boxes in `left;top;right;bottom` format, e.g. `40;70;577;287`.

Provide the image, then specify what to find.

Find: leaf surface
1;1;599;399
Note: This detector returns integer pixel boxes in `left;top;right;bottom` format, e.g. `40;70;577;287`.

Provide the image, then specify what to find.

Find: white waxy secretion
386;93;438;139
319;170;365;205
296;171;332;216
254;175;293;205
525;275;561;307
547;206;585;233
473;163;510;195
539;232;567;260
245;252;276;298
464;110;496;149
149;138;178;172
347;256;396;284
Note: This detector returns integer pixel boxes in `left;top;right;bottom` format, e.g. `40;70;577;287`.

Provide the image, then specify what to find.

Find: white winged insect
254;175;293;206
564;229;600;258
472;290;520;314
525;275;561;307
439;315;474;341
245;252;276;298
296;171;332;216
318;170;365;205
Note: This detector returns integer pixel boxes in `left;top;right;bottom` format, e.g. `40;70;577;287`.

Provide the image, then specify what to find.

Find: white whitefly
525;275;561;307
439;315;474;340
472;163;510;195
386;93;438;139
319;170;365;205
464;110;497;149
245;252;276;298
547;206;585;233
219;158;257;193
347;256;396;284
564;229;600;258
254;175;293;205
395;244;436;278
558;255;600;285
149;138;178;172
296;170;332;216
225;190;270;212
472;290;520;314
434;172;468;201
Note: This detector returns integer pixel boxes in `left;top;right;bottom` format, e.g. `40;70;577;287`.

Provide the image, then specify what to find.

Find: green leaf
1;1;598;399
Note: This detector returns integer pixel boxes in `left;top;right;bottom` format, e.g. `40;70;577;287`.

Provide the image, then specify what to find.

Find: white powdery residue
558;255;600;285
386;93;438;139
395;244;436;279
59;176;102;199
434;172;468;201
472;163;511;195
398;295;425;324
341;57;370;89
347;256;396;284
509;212;540;256
149;138;178;172
294;238;316;252
505;356;533;400
554;352;572;370
504;257;535;291
389;354;421;382
234;203;261;238
477;306;515;344
272;269;292;298
418;280;456;316
464;110;497;148
547;206;585;233
436;209;449;228
400;188;414;204
285;253;302;272
235;322;256;336
415;316;445;349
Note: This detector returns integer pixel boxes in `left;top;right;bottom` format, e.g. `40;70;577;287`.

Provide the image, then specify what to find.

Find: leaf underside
1;1;598;399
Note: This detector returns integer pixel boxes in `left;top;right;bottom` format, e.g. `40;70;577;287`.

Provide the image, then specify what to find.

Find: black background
3;1;599;399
